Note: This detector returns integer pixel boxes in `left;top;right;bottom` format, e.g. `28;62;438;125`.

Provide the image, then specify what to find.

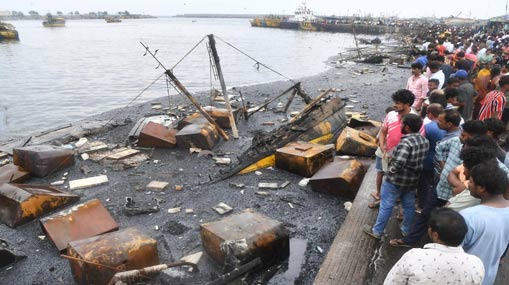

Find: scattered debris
255;191;270;196
79;141;108;154
164;220;191;235
50;180;65;186
279;181;290;189
212;202;233;215
74;138;88;148
79;165;91;175
229;182;245;189
0;159;9;166
109;261;197;285
68;175;109;191
316;246;324;253
0;183;79;228
288;203;295;209
105;148;140;160
0;239;26;269
175;185;184;191
254;171;262;176
167;207;181;214
262;122;275;126
80;153;90;161
185;208;194;214
180;252;203;272
258;183;279;190
344;201;353;212
146;181;169;191
298;178;310;187
124;197;161;216
0;164;30;184
13;145;75;177
40;199;119;251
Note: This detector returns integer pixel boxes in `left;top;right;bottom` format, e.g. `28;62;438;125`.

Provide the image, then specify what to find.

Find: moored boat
43;15;66;27
105;17;122;23
0;22;19;40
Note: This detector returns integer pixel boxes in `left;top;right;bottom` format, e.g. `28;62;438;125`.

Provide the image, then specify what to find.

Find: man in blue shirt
461;161;509;285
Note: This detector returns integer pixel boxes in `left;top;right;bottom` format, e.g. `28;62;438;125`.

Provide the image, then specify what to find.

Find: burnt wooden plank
313;164;378;285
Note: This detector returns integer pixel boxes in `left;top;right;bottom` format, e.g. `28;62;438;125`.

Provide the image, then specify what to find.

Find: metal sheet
200;210;289;267
128;115;174;140
0;164;30;184
275;142;335;177
13;145;74;177
176;123;219;150
177;113;209;130
0;183;80;228
137;122;177;148
348;118;382;138
67;227;159;285
309;158;366;199
40;198;119;251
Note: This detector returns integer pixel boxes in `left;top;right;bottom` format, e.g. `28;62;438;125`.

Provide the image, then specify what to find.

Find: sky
0;0;506;19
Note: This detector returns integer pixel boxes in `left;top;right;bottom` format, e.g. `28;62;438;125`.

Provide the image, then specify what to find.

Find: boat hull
43;23;65;27
0;30;19;40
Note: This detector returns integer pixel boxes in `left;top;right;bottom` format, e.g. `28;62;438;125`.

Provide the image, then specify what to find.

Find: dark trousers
417;170;434;209
402;185;447;245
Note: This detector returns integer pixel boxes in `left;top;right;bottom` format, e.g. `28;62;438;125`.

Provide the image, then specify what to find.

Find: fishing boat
105;17;122;23
42;15;66;27
0;22;19;40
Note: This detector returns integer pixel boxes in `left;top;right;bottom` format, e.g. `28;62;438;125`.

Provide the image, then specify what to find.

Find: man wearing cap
479;75;509;121
453;70;477;120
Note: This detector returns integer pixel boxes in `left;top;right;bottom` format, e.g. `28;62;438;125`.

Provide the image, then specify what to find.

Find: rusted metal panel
309;158;366;199
128;115;174;140
40;199;119;251
336;127;377;157
200;209;289;267
348;118;382;138
204;106;239;129
137;122;177;148
13;145;74;177
0;164;30;184
176;123;220;150
177;113;209;130
67;227;159;285
0;183;80;228
275;142;335;177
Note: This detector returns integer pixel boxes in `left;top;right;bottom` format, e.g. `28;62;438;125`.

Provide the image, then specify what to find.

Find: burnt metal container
204;106;239;129
0;164;30;184
275;141;335;177
176;123;220;150
13;145;74;177
200;209;289;266
67;227;159;285
177;113;209;130
309;158;366;199
40;198;119;251
137;122;177;148
0;183;80;228
347;118;382;138
336;127;377;157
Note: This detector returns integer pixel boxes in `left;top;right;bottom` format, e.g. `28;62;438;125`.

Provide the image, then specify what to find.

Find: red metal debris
40;198;119;251
176;123;220;150
0;164;30;184
13;145;74;177
137;122;177;148
309;158;366;199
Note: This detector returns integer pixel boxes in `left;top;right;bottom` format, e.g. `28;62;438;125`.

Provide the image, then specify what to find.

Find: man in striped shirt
478;75;509;121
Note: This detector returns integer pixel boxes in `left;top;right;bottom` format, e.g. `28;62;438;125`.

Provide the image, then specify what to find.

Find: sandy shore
0;58;409;284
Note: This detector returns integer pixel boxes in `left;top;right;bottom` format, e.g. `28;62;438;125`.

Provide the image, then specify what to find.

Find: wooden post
165;69;229;141
289;88;333;123
352;25;362;59
247;82;301;118
207;34;239;139
283;89;298;113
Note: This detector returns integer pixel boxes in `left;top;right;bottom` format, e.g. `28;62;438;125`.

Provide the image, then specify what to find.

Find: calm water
0;17;356;136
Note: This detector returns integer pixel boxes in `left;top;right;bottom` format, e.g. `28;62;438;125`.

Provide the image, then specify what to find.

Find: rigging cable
215;35;295;83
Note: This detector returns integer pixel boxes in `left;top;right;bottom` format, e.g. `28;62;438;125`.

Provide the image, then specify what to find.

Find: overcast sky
0;0;505;19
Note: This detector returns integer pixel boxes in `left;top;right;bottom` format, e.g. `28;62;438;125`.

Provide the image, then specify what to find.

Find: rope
170;35;207;71
215;35;295;83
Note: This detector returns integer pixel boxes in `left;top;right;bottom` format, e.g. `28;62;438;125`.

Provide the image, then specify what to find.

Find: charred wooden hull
214;96;347;182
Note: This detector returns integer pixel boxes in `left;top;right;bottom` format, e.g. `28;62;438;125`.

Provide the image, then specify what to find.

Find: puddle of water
269;238;308;284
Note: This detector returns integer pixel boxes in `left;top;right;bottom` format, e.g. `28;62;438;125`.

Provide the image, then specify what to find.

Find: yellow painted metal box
67;227;159;285
176;123;219;150
309;158;366;199
336;127;377;157
275;141;335;177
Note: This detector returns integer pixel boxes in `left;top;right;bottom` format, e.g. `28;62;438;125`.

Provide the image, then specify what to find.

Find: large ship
43;14;66;27
250;1;318;31
0;22;19;40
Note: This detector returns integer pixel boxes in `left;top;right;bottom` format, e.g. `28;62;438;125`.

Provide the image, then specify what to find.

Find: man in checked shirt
364;114;429;239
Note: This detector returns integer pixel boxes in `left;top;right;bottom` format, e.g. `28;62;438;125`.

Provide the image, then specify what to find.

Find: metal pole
207;34;239;139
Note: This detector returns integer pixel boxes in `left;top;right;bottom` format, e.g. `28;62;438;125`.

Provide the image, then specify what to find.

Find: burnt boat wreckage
0;33;383;284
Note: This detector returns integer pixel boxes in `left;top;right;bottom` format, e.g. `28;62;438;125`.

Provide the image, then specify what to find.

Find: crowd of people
361;28;509;285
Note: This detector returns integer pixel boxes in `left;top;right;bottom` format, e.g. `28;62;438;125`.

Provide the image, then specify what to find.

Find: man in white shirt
384;208;484;285
428;61;445;89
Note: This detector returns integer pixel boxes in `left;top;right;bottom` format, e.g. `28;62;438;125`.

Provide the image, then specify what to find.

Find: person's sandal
370;192;380;200
389;238;411;248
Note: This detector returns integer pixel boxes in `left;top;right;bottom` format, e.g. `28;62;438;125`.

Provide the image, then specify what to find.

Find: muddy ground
0;58;409;284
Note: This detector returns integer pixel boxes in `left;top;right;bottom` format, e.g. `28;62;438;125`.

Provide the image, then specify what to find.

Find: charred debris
0;34;385;284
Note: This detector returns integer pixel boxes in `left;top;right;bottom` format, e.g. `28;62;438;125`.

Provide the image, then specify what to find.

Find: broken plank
106;149;140;160
69;175;109;190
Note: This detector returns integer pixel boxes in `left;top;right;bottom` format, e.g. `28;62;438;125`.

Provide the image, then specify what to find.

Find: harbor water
0;17;357;137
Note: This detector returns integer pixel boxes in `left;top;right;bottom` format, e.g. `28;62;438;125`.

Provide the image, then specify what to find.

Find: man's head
499;75;509;91
438;109;461;131
484;118;506;140
444;87;459;104
391;89;415;113
461;135;499;178
447;76;461;88
411;62;423;76
457;51;465;59
426;103;444;120
429;91;447;108
401;114;423;134
469;160;508;198
428;61;441;73
428;78;440;91
428;208;468;247
452;69;468;81
460;120;487;143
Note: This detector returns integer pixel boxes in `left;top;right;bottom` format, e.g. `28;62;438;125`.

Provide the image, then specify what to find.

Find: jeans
402;185;447;245
417;170;434;209
372;181;416;236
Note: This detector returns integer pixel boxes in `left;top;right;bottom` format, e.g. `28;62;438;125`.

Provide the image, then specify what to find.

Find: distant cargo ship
43;15;66;27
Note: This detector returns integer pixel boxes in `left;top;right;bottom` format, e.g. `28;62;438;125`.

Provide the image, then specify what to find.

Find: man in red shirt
478;75;509;121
